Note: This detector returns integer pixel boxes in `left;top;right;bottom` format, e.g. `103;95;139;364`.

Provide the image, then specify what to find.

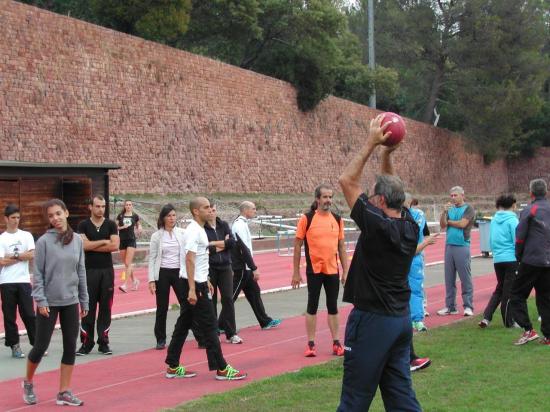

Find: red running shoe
410;357;431;372
332;342;345;356
514;329;539;346
304;344;316;357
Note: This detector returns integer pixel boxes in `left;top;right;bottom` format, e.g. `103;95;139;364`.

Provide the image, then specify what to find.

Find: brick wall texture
0;1;545;195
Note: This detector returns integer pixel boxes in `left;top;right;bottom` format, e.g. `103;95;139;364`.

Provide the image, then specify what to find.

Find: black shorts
119;239;137;250
306;272;340;315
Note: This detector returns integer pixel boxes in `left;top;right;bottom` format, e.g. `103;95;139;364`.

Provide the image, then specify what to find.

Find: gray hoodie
33;229;89;311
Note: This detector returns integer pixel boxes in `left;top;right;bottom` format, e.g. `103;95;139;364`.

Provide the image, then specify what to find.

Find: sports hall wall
1;1;540;195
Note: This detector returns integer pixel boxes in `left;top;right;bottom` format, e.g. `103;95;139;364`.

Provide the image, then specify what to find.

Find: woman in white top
148;204;186;350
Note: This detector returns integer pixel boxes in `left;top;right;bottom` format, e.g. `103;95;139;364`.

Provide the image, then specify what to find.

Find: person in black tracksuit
203;203;241;343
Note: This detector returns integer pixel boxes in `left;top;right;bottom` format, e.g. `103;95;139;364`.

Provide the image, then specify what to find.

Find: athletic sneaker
98;344;112;355
332;342;344;356
437;307;459;316
463;307;474;317
216;364;247;380
11;344;25;359
227;335;243;344
412;321;428;332
410;357;431;372
75;345;92;356
155;340;166;350
304;344;316;357
540;337;550;346
56;390;83;406
22;380;36;405
118;285;128;293
262;319;282;330
165;365;197;379
478;319;490;328
514;329;539;346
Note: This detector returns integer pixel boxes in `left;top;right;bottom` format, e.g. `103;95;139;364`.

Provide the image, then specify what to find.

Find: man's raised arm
338;114;391;209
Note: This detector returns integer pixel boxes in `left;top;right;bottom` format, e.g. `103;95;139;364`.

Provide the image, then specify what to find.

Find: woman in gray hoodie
22;199;89;407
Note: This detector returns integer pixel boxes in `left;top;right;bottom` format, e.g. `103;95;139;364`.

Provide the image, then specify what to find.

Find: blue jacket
490;211;518;263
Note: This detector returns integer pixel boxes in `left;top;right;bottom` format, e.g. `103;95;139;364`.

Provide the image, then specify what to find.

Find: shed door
62;177;92;231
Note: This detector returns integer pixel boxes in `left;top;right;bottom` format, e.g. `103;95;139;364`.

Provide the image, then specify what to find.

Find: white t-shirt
232;215;253;269
160;230;181;269
0;229;35;284
181;220;209;283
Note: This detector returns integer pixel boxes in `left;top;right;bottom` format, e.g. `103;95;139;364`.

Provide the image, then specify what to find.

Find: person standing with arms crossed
437;186;476;317
117;200;142;293
337;114;421;411
204;201;242;344
0;204;36;359
76;195;119;356
23;199;88;406
291;185;348;357
164;197;247;380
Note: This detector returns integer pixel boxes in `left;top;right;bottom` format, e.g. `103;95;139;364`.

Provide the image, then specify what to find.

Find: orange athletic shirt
295;211;345;275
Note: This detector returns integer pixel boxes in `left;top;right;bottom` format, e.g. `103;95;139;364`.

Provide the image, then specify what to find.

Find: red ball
381;112;406;147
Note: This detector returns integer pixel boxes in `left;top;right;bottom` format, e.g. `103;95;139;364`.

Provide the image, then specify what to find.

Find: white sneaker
464;308;474;317
437;307;459;316
227;335;243;344
478;319;489;328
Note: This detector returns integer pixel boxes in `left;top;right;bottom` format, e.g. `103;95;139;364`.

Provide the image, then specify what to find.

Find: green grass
169;300;548;412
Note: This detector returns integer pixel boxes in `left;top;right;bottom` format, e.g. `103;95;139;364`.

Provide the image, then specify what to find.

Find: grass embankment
171;301;548;412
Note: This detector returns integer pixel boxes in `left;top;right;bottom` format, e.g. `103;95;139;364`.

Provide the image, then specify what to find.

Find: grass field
170;301;548;412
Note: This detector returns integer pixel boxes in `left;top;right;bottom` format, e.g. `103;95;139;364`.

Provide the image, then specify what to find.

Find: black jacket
230;234;257;272
515;197;550;267
205;217;235;268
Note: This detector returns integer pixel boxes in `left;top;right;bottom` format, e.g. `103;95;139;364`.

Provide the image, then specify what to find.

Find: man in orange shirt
292;184;349;357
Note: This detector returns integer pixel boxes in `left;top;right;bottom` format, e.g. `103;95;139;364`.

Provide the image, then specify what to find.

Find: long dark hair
157;204;176;229
310;184;332;212
43;199;74;246
117;200;132;221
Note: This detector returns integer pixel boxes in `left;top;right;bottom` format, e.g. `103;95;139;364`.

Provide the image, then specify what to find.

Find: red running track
0;270;496;412
0;232;481;336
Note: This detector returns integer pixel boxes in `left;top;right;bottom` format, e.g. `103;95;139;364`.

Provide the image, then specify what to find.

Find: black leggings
28;304;79;365
306;273;340;315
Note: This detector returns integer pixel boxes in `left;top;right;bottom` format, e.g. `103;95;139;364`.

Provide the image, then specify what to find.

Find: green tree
348;0;549;160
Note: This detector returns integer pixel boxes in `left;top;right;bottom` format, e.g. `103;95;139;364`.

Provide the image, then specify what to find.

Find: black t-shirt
77;218;118;269
343;193;419;316
117;213;140;241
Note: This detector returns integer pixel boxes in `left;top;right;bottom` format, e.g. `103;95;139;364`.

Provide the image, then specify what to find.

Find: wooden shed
0;161;120;238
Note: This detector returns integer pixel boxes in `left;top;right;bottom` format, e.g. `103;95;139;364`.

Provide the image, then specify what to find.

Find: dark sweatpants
165;281;227;371
482;261;517;327
510;263;550;338
210;265;237;339
80;267;114;348
154;268;186;344
0;283;36;347
232;269;272;328
338;308;421;412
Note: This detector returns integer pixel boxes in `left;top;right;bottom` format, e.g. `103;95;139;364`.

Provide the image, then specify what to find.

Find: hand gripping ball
381;112;406;147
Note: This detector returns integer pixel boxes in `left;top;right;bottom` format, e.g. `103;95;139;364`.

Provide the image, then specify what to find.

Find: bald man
164;198;246;380
231;201;281;330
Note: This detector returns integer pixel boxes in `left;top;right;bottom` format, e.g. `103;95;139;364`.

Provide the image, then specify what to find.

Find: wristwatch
13;251;20;260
